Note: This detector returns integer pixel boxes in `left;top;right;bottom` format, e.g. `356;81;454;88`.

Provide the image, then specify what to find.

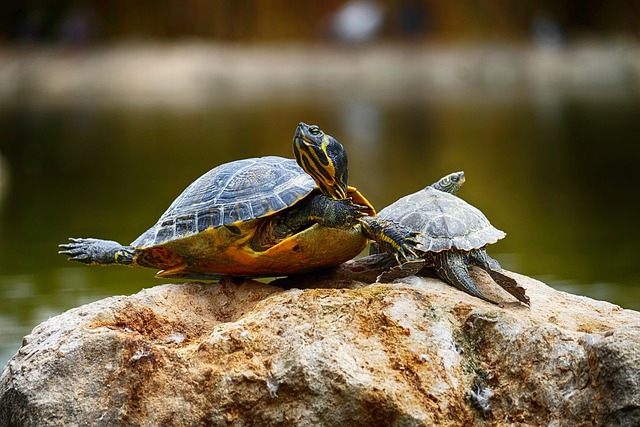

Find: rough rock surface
1;268;640;426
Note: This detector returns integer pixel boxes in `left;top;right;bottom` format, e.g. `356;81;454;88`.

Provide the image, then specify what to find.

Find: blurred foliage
1;0;638;44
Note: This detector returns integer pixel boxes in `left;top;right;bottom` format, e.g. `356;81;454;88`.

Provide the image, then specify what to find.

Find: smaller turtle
374;172;529;305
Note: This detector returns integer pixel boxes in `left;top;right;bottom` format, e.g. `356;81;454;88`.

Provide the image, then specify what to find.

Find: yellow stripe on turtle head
293;123;348;200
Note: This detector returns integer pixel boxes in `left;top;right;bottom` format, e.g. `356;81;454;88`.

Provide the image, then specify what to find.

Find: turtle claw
59;238;100;263
352;201;372;215
345;199;370;223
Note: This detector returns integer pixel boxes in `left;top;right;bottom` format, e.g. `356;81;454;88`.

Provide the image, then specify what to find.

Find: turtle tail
429;250;499;305
59;238;136;267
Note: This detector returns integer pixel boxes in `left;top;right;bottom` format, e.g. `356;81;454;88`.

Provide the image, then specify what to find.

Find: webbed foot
312;195;368;229
470;249;530;305
431;250;499;305
486;270;530;306
360;216;421;264
59;238;134;266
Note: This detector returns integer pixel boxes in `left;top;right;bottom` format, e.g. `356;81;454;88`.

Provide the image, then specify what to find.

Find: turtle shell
126;155;375;278
132;156;315;248
377;188;505;253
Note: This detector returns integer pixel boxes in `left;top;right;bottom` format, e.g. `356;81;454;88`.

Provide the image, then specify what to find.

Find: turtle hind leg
470;249;530;306
59;238;135;266
430;250;499;305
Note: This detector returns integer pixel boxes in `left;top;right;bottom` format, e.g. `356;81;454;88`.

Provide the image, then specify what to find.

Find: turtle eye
309;126;322;136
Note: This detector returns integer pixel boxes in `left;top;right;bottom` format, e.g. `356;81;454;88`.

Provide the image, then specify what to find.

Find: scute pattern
377;188;505;252
131;156;315;248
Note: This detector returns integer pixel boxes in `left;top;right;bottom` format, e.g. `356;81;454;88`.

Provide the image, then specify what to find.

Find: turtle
374;171;529;305
59;122;418;280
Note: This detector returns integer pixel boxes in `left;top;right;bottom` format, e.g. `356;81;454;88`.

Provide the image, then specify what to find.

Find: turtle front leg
360;216;421;264
59;238;136;266
252;195;366;251
429;249;499;304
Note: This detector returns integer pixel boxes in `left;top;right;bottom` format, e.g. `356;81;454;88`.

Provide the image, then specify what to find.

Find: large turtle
60;122;417;280
375;172;529;305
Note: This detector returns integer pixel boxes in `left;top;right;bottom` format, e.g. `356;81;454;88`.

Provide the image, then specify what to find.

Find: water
1;89;639;366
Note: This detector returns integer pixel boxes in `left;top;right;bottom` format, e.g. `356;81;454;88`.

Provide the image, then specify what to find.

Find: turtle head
293;122;349;199
430;171;465;194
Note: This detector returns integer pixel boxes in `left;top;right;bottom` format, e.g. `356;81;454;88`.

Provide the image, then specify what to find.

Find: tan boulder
1;267;639;426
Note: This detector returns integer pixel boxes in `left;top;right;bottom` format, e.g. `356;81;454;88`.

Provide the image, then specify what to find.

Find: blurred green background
1;1;639;366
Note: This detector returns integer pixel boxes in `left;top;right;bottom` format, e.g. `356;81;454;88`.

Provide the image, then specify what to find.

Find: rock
1;269;640;426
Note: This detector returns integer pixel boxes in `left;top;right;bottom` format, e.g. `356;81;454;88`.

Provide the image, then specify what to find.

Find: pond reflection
1;88;639;367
